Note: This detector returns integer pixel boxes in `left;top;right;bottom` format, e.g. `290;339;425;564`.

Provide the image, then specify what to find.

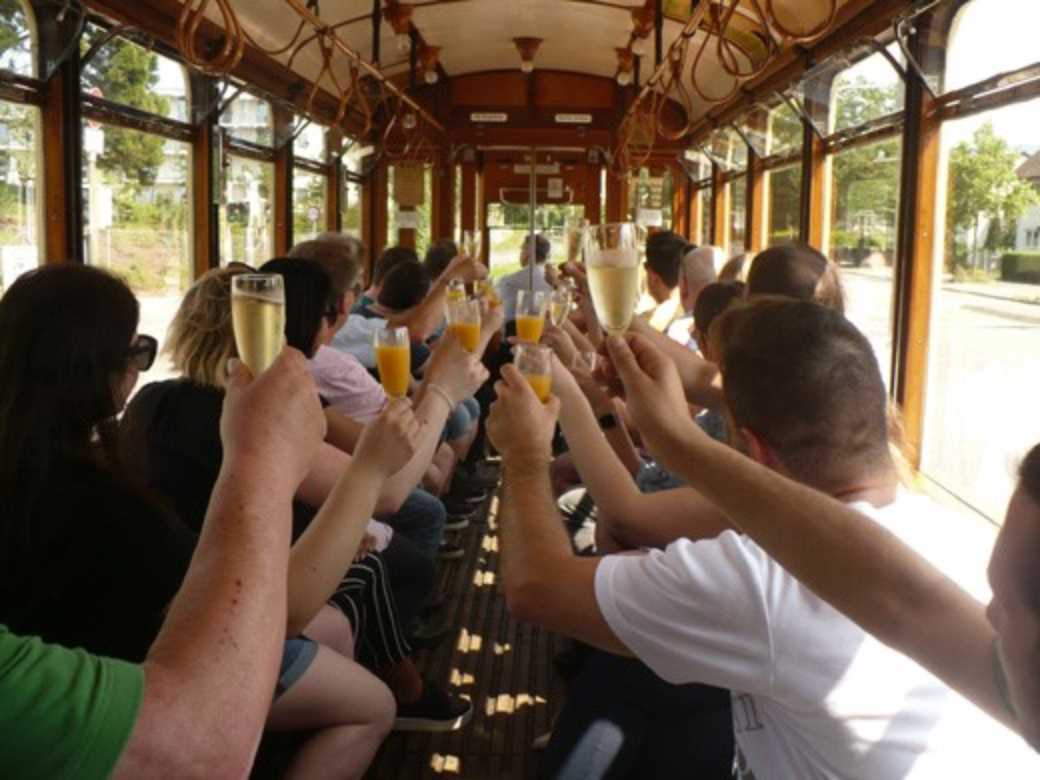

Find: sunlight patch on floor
430;753;461;774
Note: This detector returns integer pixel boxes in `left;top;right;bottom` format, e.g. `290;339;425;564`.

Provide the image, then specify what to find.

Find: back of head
167;267;241;388
718;253;747;283
1021;444;1040;506
378;259;430;312
645;231;687;289
746;244;845;314
373;245;419;287
424;239;458;279
289;232;365;297
715;298;891;491
523;233;551;264
693;281;745;336
682;245;721;289
260;257;335;357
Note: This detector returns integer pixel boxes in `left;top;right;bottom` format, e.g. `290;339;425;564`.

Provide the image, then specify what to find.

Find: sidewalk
842;266;1040;306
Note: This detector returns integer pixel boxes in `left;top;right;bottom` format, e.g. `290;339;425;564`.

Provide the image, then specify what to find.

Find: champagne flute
446;278;467;303
461;229;482;261
514;343;553;403
475;278;500;307
231;274;285;377
515;289;548;343
446;298;482;353
374;327;411;399
549;288;572;328
583;223;641;338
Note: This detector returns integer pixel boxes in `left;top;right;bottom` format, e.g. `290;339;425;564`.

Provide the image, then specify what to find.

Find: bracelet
425;382;455;412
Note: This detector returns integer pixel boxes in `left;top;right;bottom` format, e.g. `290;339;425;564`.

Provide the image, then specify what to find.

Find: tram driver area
2;0;1040;779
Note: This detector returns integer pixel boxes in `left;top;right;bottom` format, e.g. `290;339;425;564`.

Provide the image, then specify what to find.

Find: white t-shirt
594;492;1037;778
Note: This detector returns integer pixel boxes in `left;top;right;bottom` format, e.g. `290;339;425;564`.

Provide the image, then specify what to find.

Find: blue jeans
381;487;446;561
442;396;480;442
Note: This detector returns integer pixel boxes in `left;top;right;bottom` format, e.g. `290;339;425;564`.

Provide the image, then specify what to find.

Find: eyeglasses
128;334;158;372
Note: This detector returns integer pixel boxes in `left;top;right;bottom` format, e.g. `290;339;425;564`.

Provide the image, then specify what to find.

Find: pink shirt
310;345;387;423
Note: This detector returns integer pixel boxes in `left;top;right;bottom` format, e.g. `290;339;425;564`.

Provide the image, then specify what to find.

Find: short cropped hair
682;245;721;288
644;231;687;289
289;233;365;297
715;298;891;491
378;259;431;312
746;244;845;314
259;257;336;358
373;246;419;287
524;233;551;264
424;240;458;279
693;281;745;336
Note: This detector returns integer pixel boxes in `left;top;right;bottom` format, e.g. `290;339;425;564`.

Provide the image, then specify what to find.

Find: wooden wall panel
533;72;615;108
450;72;529;107
748;156;767;253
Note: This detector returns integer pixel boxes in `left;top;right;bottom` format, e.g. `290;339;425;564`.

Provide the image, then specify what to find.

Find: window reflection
220;91;273;147
293;168;326;244
766;163;801;246
221;155;273;267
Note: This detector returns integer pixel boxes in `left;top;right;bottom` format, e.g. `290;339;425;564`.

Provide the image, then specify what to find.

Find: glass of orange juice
374;327;411;399
446;278;467;303
447;298;482;353
516;290;547;343
475;279;500;307
514;343;553;403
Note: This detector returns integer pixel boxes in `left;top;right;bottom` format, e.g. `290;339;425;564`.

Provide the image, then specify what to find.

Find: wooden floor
366;491;569;779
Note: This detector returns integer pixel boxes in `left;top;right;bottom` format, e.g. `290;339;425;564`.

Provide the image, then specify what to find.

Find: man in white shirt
639;231;687;335
486;298;1037;778
497;233;553;324
666;244;724;348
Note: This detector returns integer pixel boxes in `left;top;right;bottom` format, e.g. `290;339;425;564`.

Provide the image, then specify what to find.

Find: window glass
0;0;35;77
220;91;273;147
829;138;901;387
922;94;1040;521
766;163;802;246
293;168;326;244
630;168;673;230
487;203;584;280
830;45;904;135
700;186;713;246
82;122;191;384
0;101;39;293
220;155;273;267
727;175;746;257
81;25;188;122
945;0;1039;94
453;163;462;244
768;101;803;156
385;164;432;256
294;122;326;164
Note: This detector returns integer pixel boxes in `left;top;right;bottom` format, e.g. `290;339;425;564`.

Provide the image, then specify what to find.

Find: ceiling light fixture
384;2;414;54
419;43;441;85
629;5;654;58
513;37;542;75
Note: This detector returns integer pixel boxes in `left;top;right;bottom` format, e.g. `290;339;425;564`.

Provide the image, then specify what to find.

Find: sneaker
453;461;500;492
394;681;473;732
409;613;454;651
438;540;466;560
443;493;487;515
443;516;471;532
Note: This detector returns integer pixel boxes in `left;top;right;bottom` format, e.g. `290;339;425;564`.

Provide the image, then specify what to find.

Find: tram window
220;155;273;267
0;0;35;77
768;102;803;157
293;168;326;244
386;164;432;256
700;187;713;245
294;122;326;164
81;24;188;123
829;45;904;135
629;168;673;231
727;175;747;257
341;153;362;240
766;163;802;246
0;101;40;294
920;17;1040;520
82;123;191;383
828;138;901;387
219;91;273;148
453;163;462;244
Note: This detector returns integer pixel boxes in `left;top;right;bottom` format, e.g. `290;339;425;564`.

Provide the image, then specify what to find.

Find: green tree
947;122;1038;269
0;0;32;74
80;29;170;186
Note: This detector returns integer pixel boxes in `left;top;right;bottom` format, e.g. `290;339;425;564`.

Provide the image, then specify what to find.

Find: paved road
843;269;1040;521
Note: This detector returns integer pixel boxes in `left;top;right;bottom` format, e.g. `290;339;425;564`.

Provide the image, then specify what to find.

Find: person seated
353;245;419;317
424;238;459;279
497;233;553;326
0;345;344;778
639;231;688;335
0;265;401;777
668;244;724;348
717;253;748;283
487;300;1038;777
121;266;475;732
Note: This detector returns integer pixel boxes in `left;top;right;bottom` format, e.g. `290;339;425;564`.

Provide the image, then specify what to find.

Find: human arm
386;254;487;341
286;400;420;635
113;350;325;778
627;317;724;410
487;365;630;655
323;408;365;453
608;333;1014;730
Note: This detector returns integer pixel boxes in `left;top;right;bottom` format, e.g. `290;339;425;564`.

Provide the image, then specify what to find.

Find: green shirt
0;624;144;779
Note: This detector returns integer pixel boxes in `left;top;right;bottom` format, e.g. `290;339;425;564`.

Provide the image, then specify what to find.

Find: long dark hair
260;257;337;358
0;264;139;576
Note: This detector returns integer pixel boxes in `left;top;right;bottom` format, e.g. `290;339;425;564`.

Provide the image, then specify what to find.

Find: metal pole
529;146;537;291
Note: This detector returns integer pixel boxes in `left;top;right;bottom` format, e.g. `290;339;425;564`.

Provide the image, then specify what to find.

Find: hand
424;330;491;406
221;348;326;491
354;398;422;478
541;322;581;371
443;254;488;284
605;335;700;454
487;363;560;465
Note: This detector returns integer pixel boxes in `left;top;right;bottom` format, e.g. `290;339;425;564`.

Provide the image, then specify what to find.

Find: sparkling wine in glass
549;288;572;328
231;274;286;377
374;327;411;399
583;223;641;338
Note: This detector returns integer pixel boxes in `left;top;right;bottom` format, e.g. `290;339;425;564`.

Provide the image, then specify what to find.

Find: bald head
680;245;722;312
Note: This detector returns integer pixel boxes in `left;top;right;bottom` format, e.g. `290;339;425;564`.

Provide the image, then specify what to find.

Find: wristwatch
597;412;619;431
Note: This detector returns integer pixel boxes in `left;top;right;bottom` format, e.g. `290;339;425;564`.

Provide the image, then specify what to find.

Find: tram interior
0;0;1039;778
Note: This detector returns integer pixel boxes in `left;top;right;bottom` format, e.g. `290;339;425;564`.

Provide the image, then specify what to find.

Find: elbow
503;580;548;626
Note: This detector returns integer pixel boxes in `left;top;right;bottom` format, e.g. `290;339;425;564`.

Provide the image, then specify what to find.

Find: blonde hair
165;267;243;389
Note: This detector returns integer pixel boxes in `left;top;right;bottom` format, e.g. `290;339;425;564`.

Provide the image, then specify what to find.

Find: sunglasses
128;334;158;372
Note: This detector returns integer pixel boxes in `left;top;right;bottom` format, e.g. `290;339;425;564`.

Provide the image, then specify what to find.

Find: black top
122;379;317;540
0;455;195;663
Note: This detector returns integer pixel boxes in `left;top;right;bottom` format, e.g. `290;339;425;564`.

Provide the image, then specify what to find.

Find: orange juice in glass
516;290;547;343
514;343;552;403
447;298;482;353
475;279;500;307
374;327;411;399
446;278;467;304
